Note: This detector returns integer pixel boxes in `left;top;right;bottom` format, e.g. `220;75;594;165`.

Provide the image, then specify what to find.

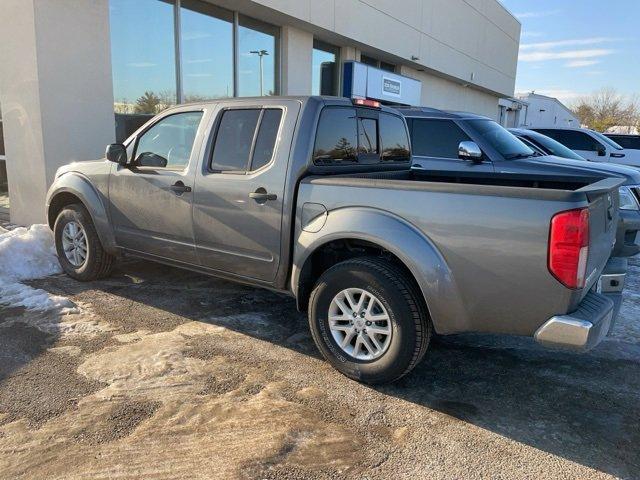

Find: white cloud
520;48;614;62
565;60;599;68
515;9;561;19
520;37;618;50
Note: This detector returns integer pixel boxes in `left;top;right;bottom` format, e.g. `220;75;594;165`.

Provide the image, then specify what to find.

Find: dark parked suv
396;107;640;259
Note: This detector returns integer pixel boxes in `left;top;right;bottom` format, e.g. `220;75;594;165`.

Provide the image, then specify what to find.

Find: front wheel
308;257;431;384
54;204;115;281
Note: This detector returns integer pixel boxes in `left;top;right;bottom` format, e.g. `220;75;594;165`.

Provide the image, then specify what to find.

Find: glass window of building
180;1;234;102
312;40;340;96
360;54;395;72
379;61;396;73
110;0;177;114
360;54;378;67
238;16;278;97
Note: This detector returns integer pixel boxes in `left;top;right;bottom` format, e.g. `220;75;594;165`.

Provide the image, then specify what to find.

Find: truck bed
297;170;623;336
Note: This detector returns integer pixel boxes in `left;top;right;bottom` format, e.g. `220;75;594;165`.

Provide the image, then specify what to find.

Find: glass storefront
238;15;278;97
110;0;280;125
181;1;234;101
110;0;177;114
312;40;340;96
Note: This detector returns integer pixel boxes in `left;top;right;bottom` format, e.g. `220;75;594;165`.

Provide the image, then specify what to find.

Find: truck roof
173;95;403;115
395;106;490;121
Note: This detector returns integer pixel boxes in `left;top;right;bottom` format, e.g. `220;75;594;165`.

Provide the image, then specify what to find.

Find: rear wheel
54;204;115;281
308;257;431;384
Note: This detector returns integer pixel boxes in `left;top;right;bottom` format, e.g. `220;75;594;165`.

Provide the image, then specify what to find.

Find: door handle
249;187;277;203
170;181;192;194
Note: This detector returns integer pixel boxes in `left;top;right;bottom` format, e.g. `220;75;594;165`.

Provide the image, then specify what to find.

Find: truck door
408;118;494;172
109;109;206;264
192;100;300;283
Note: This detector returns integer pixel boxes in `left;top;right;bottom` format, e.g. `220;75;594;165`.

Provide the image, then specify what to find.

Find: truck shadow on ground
24;258;640;479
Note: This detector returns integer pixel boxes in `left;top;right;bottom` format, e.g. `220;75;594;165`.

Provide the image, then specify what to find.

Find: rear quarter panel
295;178;599;336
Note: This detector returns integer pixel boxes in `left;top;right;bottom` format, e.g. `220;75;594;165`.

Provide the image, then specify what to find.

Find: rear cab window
313;107;410;166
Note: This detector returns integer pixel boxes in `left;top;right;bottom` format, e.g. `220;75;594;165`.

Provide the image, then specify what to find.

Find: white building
0;0;521;225
516;92;580;129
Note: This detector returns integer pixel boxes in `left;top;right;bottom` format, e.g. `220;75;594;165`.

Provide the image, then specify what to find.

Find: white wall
0;0;115;225
243;0;520;97
281;26;313;95
401;66;501;119
518;94;580;128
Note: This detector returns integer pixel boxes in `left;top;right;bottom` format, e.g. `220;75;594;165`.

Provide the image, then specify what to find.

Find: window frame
131;109;205;171
312;39;341;96
207;106;285;175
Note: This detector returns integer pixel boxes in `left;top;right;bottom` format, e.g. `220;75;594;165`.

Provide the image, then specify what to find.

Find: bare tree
571;88;639;132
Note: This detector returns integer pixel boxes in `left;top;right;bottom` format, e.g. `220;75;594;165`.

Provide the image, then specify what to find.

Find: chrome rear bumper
534;291;614;352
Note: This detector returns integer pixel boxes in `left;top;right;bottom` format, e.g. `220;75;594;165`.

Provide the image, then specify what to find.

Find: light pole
249;49;269;96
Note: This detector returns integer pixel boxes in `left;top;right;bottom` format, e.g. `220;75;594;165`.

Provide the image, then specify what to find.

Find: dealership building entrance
0;0;520;225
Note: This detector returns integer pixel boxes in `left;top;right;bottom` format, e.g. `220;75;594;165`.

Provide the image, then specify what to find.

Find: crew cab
532;127;640;167
47;97;625;384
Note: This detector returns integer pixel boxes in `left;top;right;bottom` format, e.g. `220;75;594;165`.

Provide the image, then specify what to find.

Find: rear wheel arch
295;237;431;320
292;207;470;334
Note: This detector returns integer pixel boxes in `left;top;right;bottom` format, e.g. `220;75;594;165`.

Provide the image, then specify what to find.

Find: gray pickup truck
46;96;624;384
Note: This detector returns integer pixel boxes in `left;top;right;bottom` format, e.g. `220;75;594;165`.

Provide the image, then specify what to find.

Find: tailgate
578;178;624;293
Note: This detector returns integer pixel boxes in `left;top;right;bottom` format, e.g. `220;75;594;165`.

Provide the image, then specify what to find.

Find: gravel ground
0;257;639;479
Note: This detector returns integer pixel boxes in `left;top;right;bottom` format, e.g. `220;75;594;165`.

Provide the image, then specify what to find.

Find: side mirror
136;152;168;168
458;141;483;163
596;144;607;157
106;143;128;165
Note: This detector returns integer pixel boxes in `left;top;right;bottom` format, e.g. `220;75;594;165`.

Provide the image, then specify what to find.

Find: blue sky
500;0;640;103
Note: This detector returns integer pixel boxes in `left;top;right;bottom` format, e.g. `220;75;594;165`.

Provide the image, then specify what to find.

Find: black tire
54;203;115;281
308;257;431;384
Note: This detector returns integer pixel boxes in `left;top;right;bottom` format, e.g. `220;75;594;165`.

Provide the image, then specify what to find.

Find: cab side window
210;108;283;172
537;130;600;152
134;111;203;169
411;119;471;159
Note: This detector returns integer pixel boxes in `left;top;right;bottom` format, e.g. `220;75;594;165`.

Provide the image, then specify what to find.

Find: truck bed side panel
296;178;617;336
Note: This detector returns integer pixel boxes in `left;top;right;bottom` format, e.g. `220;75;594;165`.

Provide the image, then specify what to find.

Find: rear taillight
548;208;590;289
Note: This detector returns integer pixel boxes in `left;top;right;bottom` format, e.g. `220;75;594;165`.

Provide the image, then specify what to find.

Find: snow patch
0;224;61;280
0;224;75;313
0;280;77;314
